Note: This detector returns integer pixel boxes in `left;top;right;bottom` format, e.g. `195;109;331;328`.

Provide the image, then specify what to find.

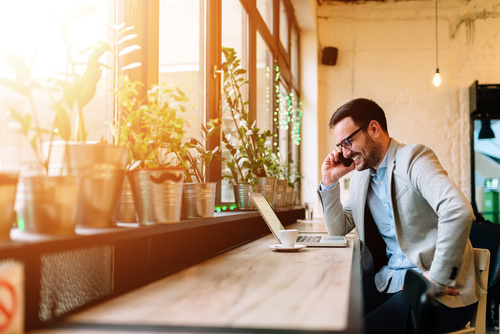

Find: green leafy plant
175;119;222;183
221;46;274;184
106;22;142;144
113;76;188;170
284;162;302;189
265;152;287;179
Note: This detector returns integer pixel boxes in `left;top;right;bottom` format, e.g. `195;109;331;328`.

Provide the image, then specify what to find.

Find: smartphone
338;151;353;167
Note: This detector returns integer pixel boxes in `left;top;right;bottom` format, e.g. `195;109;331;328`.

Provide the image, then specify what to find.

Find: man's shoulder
393;141;443;175
394;142;436;161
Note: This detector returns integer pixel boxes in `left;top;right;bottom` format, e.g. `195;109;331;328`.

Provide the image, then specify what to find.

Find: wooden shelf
0;207;305;331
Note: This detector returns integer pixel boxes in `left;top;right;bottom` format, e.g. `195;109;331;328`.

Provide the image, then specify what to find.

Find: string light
274;61;280;147
273;60;302;149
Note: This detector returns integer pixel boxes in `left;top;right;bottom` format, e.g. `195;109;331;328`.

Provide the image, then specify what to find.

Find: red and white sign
0;262;23;334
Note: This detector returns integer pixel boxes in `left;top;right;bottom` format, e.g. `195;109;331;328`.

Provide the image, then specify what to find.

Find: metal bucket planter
233;184;255;210
128;168;184;225
0;172;19;239
17;176;80;235
273;179;288;208
67;143;128;228
254;177;276;205
182;182;217;219
285;185;294;207
115;177;136;222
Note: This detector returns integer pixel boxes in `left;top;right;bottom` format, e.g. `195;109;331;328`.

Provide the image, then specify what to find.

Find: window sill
1;207;305;330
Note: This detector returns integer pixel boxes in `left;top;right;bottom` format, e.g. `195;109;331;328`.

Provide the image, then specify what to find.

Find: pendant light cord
435;0;439;69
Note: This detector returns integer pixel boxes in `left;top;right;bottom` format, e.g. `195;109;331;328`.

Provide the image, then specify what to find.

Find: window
291;24;299;89
256;32;273;133
257;0;273;33
159;0;204;140
279;0;289;53
0;0;113;171
0;0;302;205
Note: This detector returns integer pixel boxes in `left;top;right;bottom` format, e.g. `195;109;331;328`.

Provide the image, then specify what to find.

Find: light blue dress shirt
320;151;421;293
367;154;421;293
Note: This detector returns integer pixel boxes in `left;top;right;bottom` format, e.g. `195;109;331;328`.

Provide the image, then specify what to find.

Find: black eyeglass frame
336;123;369;150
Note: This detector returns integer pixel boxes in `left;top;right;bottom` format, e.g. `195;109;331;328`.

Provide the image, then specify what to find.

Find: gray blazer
317;139;485;308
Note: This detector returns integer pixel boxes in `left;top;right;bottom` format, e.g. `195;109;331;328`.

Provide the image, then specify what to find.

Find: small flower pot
233;184;255;210
128;168;184;225
17;175;80;235
0;172;19;239
182;182;217;219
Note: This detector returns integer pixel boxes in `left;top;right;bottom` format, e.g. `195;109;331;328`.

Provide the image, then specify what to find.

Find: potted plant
175;119;222;218
266;152;288;208
0;7;130;235
0;172;19;239
284;163;302;207
113;75;188;225
221;46;276;207
44;12;134;230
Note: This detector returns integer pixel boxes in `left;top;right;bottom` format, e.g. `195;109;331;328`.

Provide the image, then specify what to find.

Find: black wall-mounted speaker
322;47;338;66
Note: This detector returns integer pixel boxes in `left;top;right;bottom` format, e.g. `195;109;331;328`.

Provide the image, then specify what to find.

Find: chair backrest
441;248;490;334
470;248;490;334
402;269;439;334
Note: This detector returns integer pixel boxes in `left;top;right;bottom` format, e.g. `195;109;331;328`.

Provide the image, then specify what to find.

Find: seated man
317;98;486;334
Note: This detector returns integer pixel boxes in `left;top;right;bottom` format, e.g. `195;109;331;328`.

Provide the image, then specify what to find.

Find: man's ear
367;120;382;139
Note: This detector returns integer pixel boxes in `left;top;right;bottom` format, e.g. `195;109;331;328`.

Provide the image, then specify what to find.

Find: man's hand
321;148;355;186
422;271;459;296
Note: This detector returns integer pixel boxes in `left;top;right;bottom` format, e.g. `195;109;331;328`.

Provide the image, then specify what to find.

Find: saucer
269;244;306;252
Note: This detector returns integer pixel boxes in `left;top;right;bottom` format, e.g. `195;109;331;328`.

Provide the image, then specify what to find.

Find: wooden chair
402;269;439;334
447;248;490;334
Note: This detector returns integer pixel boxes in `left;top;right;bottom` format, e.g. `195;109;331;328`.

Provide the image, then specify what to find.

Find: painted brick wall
315;0;500;201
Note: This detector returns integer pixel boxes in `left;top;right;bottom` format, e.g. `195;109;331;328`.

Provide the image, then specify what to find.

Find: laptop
249;192;347;247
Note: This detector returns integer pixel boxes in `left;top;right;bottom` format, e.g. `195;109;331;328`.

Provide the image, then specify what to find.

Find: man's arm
402;144;475;288
318;149;356;235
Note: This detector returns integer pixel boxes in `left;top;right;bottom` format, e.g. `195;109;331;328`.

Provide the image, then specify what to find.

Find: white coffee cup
279;229;298;248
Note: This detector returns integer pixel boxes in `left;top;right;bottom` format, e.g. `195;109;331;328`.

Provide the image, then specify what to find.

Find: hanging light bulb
432;0;441;87
433;68;441;87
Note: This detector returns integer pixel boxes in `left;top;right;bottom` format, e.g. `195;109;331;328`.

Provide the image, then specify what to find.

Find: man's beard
354;136;383;171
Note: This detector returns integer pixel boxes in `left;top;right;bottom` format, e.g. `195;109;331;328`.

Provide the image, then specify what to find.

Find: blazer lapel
386;139;401;222
353;171;371;243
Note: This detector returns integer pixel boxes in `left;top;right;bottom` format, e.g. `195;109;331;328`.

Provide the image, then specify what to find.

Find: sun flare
0;0;109;78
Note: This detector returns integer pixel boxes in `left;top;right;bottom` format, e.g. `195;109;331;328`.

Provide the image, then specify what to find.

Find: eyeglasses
336;124;368;150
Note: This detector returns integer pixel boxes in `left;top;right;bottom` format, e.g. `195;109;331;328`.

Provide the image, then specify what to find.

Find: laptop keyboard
296;235;322;243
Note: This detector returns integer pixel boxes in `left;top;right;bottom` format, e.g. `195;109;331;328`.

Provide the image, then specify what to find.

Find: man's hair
329;98;388;133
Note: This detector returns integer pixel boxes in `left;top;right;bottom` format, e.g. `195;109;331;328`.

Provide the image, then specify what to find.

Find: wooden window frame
120;0;300;204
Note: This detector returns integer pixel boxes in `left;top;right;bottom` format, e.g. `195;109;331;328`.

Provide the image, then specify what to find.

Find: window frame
121;0;301;205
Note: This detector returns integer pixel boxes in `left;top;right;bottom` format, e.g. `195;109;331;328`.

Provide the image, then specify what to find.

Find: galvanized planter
182;182;217;219
116;177;136;222
67;143;128;228
17;175;80;235
44;142;128;228
285;185;294;207
233;184;255;210
254;177;276;205
0;172;19;239
128;168;184;225
273;179;288;208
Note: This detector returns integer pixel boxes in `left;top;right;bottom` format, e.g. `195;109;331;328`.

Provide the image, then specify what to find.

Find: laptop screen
249;192;285;241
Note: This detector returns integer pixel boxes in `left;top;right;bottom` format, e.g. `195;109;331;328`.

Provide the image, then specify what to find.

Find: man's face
334;117;383;171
